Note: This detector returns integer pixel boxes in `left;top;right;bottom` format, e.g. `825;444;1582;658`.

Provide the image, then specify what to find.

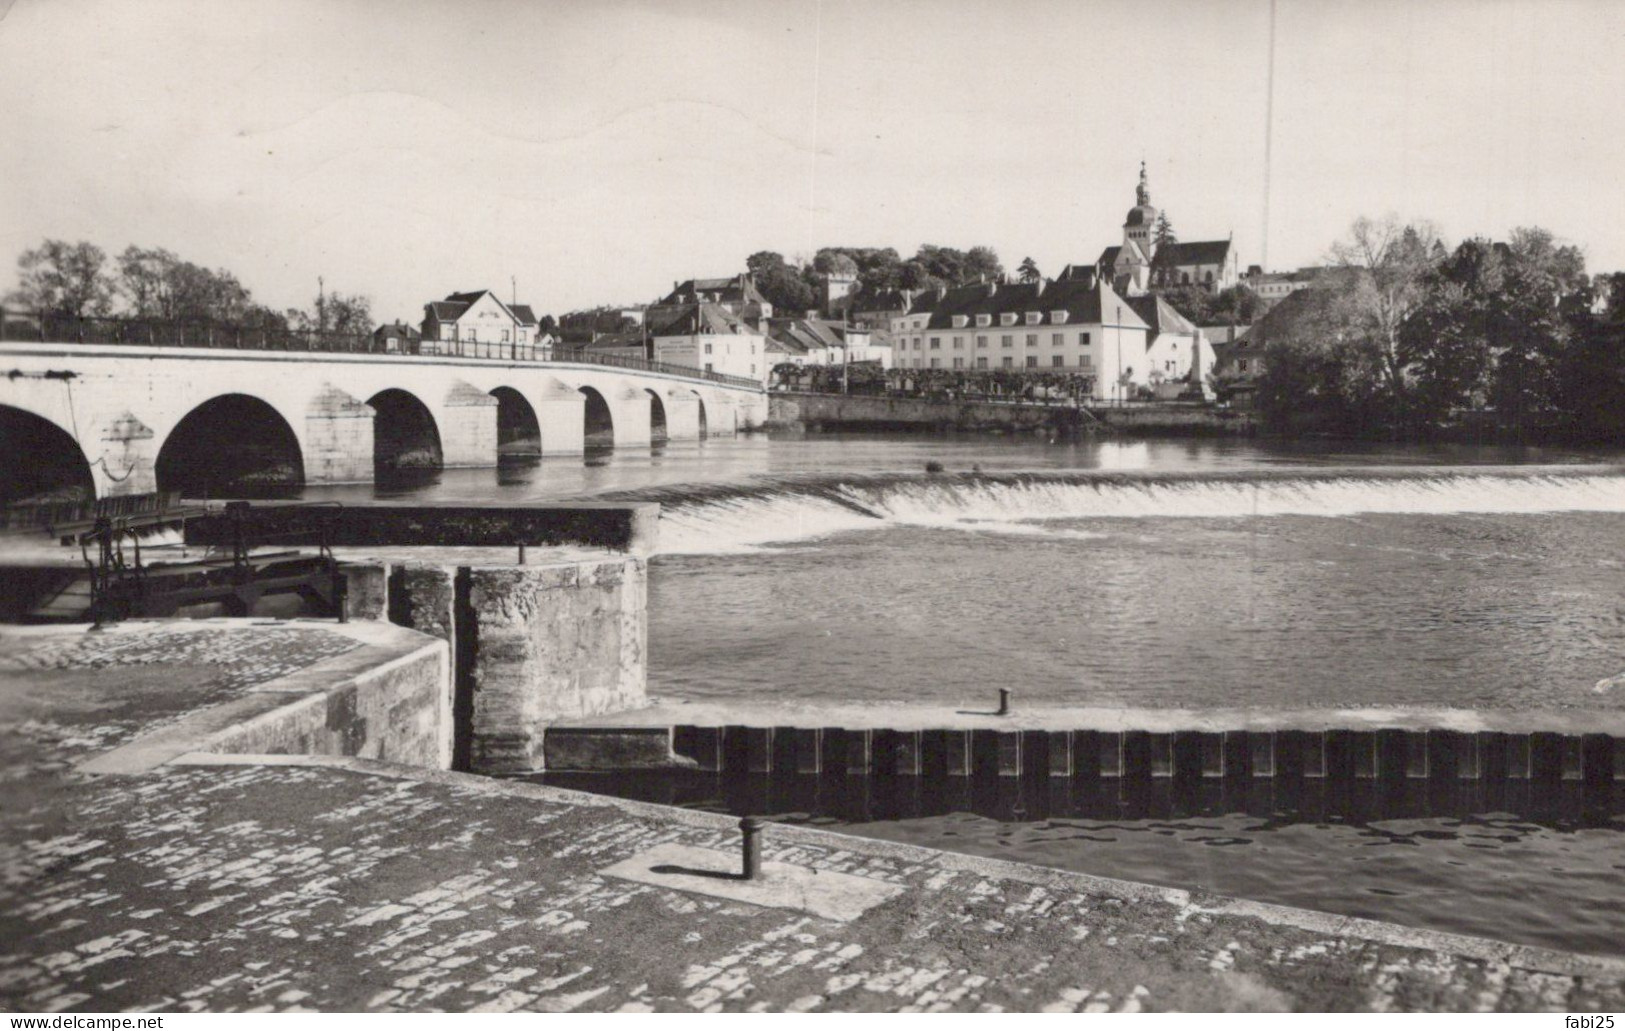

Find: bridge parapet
0;308;761;390
0;341;765;500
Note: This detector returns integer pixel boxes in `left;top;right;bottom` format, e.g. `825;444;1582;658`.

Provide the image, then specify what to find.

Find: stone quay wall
768;391;1257;437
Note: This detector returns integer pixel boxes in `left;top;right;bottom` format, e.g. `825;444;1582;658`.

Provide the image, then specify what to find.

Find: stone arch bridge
0;342;768;500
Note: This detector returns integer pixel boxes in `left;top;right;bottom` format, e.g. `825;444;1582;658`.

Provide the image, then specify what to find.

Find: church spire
1136;160;1150;207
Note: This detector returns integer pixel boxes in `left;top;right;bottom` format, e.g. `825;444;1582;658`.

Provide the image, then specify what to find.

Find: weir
609;464;1625;554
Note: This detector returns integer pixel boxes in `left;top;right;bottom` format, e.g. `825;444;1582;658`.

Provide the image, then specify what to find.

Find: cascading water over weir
607;464;1625;554
549;463;1625;787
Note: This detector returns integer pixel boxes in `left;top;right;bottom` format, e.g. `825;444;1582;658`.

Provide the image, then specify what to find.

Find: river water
305;433;1625;955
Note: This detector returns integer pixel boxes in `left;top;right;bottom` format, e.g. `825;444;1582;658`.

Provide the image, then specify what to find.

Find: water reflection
540;769;1625;831
535;769;1625;956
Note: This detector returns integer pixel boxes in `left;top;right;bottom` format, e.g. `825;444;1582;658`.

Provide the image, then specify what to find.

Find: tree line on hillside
745;245;1005;314
1249;216;1625;442
3;239;373;336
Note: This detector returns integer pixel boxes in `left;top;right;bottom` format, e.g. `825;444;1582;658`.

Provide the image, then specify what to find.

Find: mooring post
517;543;527;566
996;688;1012;716
740;816;763;880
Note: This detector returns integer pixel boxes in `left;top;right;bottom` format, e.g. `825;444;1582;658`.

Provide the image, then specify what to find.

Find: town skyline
3;0;1622;323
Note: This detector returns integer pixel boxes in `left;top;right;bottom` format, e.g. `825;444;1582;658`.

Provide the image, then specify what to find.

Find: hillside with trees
745;244;1005;314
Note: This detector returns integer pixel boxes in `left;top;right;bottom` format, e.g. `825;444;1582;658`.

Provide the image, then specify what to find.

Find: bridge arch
490;386;541;458
579;386;614;449
156;393;304;498
0;405;94;506
646;389;668;445
693;390;708;440
367;388;442;474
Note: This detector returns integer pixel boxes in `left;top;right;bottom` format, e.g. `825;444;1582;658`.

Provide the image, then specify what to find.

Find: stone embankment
767;391;1258;437
3;619;1624;1012
3;502;1624;1011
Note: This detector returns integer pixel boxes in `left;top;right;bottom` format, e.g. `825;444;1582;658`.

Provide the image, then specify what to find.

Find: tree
912;245;1002;286
1325;215;1444;428
811;249;859;276
745;251;818;315
117;246;178;318
1555;314;1625;441
898;259;942;292
113;245;276;329
1149;214;1179;285
1017;257;1041;283
963;246;1003;282
1397;239;1504;423
1482;227;1586;433
1159;283;1258;326
6;240;115;318
289;289;372;336
1153;213;1177;252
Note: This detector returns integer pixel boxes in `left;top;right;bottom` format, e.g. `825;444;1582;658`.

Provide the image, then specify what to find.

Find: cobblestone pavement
0;623;358;776
3;621;1624;1012
3;756;1623;1013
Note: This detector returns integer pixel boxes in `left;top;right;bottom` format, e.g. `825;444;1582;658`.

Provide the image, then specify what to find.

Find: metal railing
0;308;763;390
553;347;761;390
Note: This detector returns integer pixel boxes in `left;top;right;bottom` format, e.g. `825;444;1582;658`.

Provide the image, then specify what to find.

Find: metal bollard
996;688;1012;716
517;543;527;566
740;816;764;880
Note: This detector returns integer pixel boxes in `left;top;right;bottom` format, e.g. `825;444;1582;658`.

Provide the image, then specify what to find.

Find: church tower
1123;161;1158;259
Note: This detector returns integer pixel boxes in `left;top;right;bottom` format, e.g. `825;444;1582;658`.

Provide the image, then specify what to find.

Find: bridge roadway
0;341;768;499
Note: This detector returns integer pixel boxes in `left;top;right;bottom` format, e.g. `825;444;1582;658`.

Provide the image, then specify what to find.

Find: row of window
434;326;528;344
904;331;1093;351
899;355;1095;370
950;310;1070;329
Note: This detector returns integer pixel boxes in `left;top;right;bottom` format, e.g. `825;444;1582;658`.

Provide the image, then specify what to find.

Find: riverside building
889;268;1151;401
420;289;547;357
649;302;769;384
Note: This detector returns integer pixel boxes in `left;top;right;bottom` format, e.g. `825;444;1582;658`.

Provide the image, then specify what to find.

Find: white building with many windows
650;303;768;384
889;268;1151;401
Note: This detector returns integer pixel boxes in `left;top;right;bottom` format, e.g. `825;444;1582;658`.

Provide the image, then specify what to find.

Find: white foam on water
656;493;882;555
651;470;1625;555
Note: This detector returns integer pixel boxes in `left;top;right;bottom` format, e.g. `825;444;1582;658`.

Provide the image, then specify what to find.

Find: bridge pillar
735;391;769;431
706;394;739;437
304;385;374;484
534;378;585;456
605;385;652;449
95;411;158;497
440;381;499;468
663;389;702;442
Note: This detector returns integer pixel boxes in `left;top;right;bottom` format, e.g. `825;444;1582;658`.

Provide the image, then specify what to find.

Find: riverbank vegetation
1251;218;1625;443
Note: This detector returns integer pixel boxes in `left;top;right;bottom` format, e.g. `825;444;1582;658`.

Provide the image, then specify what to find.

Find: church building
1095;164;1239;296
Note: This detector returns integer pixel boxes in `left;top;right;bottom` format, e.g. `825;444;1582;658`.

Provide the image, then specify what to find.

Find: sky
2;0;1623;322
